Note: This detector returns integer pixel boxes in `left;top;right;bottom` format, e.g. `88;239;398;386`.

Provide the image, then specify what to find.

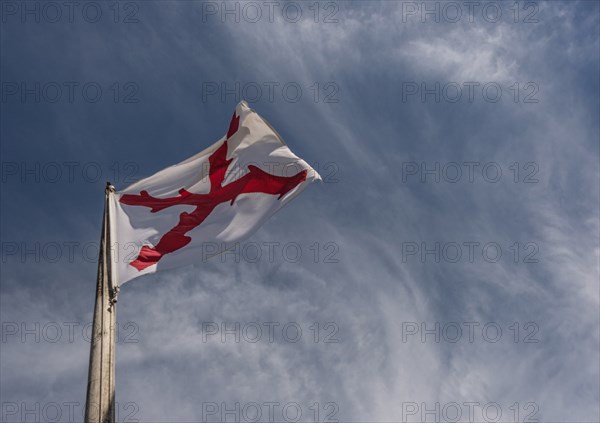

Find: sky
1;1;599;422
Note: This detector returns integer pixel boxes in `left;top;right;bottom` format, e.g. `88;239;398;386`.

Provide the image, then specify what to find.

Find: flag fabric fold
110;101;321;284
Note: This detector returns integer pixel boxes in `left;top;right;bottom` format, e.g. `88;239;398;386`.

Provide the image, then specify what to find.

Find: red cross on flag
109;101;321;284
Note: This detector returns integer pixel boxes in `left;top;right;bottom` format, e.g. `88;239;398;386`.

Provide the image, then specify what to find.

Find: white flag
109;101;321;284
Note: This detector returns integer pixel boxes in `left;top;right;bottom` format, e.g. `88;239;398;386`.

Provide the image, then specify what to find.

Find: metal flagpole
85;182;119;423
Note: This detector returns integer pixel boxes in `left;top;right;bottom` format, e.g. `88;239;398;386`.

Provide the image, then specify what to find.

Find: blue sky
1;1;599;422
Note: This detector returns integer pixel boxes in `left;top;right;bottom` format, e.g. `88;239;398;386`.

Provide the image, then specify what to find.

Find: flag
109;101;321;284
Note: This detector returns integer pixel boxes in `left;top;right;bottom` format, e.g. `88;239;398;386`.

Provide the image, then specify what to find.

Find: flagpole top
105;181;116;194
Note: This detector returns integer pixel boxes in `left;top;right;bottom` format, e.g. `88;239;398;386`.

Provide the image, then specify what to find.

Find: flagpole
85;182;118;423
